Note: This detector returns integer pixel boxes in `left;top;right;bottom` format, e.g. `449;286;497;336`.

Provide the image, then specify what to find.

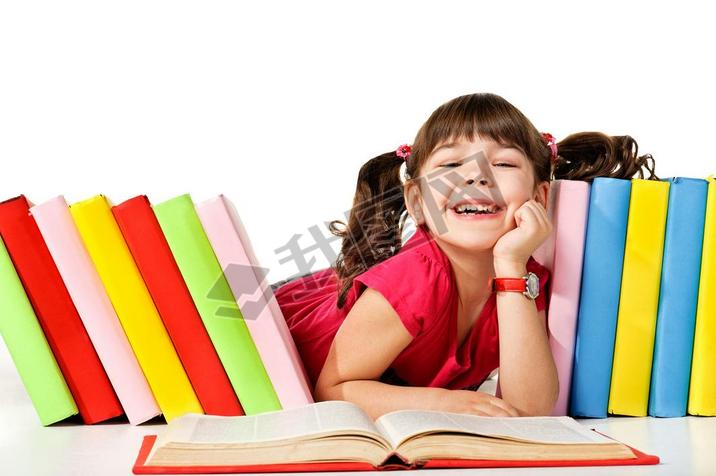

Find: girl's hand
436;389;520;417
493;199;552;267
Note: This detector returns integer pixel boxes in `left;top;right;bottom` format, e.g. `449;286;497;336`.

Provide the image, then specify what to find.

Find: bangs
418;94;535;159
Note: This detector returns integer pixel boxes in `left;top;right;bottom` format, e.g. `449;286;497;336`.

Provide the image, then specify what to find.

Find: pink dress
274;224;551;392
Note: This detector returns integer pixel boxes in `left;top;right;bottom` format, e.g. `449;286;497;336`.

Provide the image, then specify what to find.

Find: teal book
649;177;708;417
569;178;631;417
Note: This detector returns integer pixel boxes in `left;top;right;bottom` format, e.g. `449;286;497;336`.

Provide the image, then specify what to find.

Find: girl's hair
328;92;658;308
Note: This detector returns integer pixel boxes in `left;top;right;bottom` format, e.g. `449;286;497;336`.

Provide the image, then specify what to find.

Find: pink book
30;196;161;424
532;179;560;275
195;195;314;408
532;180;591;416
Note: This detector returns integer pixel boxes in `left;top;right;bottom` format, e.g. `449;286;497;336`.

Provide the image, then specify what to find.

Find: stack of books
533;175;715;418
2;173;714;426
0;193;313;425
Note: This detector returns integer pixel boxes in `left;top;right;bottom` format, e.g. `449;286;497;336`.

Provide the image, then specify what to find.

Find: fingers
486;396;520;417
465;403;507;417
517;201;539;230
470;403;514;417
447;390;521;417
530;199;550;227
523;200;550;233
515;200;536;227
471;394;520;417
531;199;550;224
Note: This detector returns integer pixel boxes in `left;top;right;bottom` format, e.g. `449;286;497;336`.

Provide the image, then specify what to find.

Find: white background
1;3;716;474
1;0;713;285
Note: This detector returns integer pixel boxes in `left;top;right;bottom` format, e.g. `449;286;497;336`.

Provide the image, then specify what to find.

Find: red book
112;195;243;416
0;195;123;424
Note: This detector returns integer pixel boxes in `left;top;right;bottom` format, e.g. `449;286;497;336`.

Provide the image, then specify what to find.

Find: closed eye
440;162;514;168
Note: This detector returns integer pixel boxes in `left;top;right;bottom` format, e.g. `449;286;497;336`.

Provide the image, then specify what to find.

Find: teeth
454;203;498;214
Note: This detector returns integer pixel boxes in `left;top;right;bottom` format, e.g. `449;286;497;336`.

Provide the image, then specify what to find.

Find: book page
375;410;614;449
152;401;389;452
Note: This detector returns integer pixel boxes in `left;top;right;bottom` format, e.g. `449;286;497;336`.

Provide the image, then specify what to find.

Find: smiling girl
273;92;657;420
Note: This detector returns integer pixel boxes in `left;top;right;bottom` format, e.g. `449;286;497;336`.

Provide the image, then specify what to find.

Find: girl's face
405;135;549;252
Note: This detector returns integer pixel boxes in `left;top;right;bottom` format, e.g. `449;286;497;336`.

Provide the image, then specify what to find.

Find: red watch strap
492;277;525;292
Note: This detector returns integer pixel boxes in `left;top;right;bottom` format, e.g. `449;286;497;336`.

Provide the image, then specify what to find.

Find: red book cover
112;195;244;416
132;433;660;474
0;195;123;424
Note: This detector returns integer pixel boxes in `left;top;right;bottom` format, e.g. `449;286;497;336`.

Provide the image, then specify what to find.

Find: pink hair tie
396;144;412;160
541;132;558;162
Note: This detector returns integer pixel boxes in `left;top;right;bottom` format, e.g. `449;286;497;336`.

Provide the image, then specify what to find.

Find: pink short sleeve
350;250;448;338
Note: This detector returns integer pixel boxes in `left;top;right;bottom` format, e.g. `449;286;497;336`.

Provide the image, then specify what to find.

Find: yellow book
70;195;203;421
608;179;670;416
688;175;716;415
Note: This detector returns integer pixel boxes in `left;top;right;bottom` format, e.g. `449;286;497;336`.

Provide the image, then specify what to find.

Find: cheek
418;187;449;213
494;178;531;207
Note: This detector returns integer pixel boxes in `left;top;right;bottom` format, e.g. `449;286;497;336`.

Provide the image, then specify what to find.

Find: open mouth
450;202;502;216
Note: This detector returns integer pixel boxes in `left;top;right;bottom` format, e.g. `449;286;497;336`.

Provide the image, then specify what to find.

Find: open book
133;401;659;473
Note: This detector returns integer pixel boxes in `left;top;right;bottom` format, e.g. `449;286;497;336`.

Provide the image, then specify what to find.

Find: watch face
526;272;539;299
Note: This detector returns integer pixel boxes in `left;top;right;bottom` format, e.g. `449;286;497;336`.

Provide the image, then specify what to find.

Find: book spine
196;195;314;409
649;178;708;417
0;195;123;424
153;194;281;415
30;196;161;424
0;236;78;425
112;195;244;416
608;179;670;416
533;179;559;271
688;175;716;415
569;178;631;418
543;180;590;416
70;195;203;422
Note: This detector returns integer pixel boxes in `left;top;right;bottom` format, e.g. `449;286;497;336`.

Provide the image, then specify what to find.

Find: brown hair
328;92;658;308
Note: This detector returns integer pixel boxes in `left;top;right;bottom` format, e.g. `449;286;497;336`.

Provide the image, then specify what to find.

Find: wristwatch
491;272;539;300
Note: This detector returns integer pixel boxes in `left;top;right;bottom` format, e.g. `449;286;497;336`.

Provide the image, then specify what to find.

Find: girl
274;92;657;420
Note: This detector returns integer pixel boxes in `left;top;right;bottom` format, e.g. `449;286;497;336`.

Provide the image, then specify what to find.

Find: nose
466;176;490;186
462;156;491;187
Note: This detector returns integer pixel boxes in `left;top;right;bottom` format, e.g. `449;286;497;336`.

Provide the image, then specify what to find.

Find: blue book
648;177;708;417
569;178;631;417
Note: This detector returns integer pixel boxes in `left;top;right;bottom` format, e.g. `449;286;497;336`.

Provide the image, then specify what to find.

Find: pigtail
553;132;658;182
328;151;408;309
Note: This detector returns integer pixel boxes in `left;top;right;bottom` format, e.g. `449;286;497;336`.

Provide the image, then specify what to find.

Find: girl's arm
493;259;559;416
314;287;519;420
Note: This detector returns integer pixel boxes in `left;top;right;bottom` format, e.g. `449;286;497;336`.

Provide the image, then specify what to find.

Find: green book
0;237;78;425
152;194;281;415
